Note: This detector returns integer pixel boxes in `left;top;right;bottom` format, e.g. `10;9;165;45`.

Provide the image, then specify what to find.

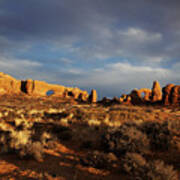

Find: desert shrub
33;122;71;142
81;151;117;169
18;141;44;161
0;119;55;161
0;128;43;161
57;130;72;141
122;152;148;180
44;112;69;121
48;123;72;141
122;153;178;180
81;140;93;149
101;123;150;156
147;160;179;180
167;119;180;136
141;121;172;151
40;131;57;149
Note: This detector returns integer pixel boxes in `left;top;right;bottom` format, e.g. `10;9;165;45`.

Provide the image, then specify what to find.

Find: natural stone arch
46;90;55;96
137;88;152;101
130;88;152;104
24;79;66;96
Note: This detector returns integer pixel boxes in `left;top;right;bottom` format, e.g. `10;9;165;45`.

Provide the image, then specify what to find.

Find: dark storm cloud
0;0;179;39
0;0;95;40
0;0;179;63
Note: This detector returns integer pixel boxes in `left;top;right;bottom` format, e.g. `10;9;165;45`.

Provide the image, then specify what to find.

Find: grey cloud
63;62;180;98
0;0;179;97
0;57;43;79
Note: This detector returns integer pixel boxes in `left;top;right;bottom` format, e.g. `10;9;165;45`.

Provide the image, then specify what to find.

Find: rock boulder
0;72;21;94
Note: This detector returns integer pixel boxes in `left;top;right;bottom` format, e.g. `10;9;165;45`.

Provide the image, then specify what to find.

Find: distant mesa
0;72;179;106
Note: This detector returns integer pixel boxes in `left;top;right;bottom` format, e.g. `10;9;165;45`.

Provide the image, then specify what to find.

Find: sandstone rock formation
112;96;120;103
1;72;179;106
162;84;180;105
89;89;97;103
126;95;132;102
162;84;174;105
100;97;111;105
171;85;180;105
98;80;179;106
23;79;65;96
78;91;89;102
151;81;162;102
130;88;152;104
119;94;131;103
0;72;21;94
130;89;142;104
0;72;89;101
21;79;89;99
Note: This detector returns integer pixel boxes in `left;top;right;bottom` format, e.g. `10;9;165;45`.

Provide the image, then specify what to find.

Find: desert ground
0;94;179;180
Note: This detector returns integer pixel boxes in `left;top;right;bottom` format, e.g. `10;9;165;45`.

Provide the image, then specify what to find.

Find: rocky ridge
0;72;179;106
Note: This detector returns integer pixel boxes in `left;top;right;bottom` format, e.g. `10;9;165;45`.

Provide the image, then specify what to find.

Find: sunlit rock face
130;88;152;104
151;81;162;102
0;72;89;100
171;85;180;105
162;84;180;105
162;84;175;105
89;89;98;103
0;72;21;94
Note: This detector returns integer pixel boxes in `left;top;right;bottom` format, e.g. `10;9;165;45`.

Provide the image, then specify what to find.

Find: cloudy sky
0;0;179;98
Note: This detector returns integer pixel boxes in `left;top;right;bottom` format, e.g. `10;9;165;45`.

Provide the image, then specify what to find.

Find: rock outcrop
21;79;89;100
162;84;174;105
0;72;90;101
130;88;152;104
151;81;162;102
162;84;180;105
24;79;65;96
0;72;21;94
171;85;180;105
129;81;163;104
89;89;97;103
78;91;89;102
0;72;179;106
